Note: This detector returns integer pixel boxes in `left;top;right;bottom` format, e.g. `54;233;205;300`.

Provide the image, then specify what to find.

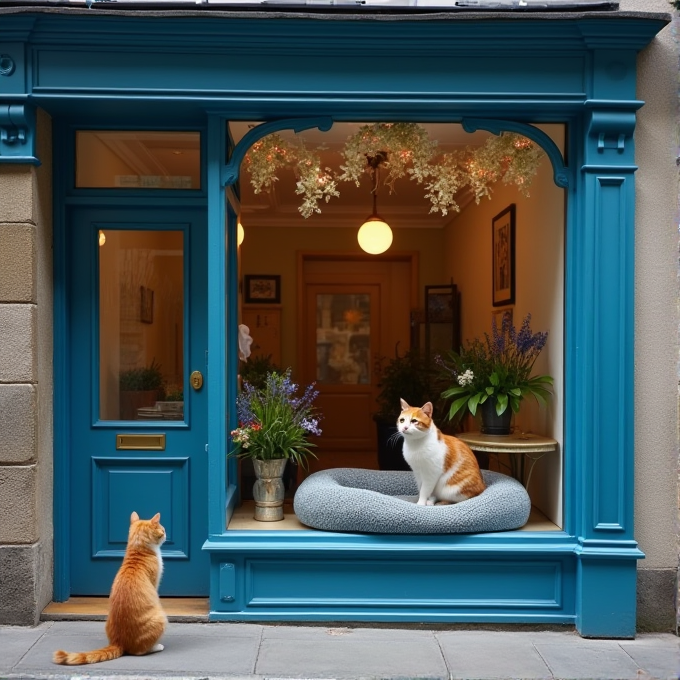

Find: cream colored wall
239;226;445;374
442;125;565;526
619;0;678;580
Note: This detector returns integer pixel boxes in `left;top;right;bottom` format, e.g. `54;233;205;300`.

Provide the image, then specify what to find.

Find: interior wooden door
303;283;381;471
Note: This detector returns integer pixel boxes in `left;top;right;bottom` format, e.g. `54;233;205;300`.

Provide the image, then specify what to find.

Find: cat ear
151;513;161;524
130;511;140;524
399;398;410;411
421;402;433;417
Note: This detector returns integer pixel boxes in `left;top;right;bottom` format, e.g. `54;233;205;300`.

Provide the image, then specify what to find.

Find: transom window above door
76;131;201;189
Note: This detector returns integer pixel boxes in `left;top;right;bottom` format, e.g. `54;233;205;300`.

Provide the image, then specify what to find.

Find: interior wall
442;124;565;526
239;226;446;375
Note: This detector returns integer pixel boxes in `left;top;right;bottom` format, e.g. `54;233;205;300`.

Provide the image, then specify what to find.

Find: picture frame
243;274;281;304
492;204;516;307
140;285;154;324
424;284;461;355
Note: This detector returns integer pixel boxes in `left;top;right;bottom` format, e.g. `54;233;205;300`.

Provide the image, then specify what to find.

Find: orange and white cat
53;511;167;666
398;399;486;505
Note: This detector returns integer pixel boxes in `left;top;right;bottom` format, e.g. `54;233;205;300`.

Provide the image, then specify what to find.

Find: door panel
67;207;208;596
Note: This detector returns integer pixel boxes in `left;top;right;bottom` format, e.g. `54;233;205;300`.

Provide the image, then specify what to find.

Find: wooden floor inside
42;597;209;621
228;500;561;531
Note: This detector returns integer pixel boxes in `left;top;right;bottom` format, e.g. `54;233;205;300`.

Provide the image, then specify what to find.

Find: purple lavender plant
230;368;321;467
437;313;553;421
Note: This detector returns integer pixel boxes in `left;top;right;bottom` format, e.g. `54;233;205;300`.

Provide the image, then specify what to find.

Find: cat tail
52;644;123;665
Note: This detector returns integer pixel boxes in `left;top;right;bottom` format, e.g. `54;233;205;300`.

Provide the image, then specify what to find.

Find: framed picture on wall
244;274;281;304
492;204;516;307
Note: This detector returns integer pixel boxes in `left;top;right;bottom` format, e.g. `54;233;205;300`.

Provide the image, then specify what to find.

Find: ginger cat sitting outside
53;511;167;665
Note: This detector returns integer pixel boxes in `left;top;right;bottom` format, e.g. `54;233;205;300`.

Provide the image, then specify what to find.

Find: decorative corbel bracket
221;116;333;187
0;103;40;165
462;118;570;189
585;108;638;156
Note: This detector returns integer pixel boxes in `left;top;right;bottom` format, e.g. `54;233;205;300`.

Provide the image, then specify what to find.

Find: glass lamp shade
357;216;392;255
237;221;245;246
98;230;106;247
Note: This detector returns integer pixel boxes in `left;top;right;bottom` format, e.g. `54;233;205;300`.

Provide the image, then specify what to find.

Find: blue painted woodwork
66;207;209;596
6;6;666;635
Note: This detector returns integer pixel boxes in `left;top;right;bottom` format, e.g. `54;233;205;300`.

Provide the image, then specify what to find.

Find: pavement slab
256;625;448;679
436;631;553;679
0;622;677;680
533;640;645;680
0;623;52;674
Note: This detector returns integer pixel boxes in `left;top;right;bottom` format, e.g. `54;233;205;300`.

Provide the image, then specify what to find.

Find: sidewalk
1;621;678;680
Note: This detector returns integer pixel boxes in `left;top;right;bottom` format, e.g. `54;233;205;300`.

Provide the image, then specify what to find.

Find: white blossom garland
244;123;544;218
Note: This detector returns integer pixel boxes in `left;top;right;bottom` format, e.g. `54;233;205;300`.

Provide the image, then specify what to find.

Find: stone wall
0;109;53;626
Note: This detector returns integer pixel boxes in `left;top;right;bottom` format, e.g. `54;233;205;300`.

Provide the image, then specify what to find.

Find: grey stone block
437;630;553;679
0;544;38;626
0;224;35;302
0;166;34;224
257;626;448;678
0;465;37;543
0;304;37;383
0;383;37;463
637;568;677;633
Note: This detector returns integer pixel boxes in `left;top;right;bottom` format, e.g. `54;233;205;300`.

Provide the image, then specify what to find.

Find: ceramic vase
252;458;288;521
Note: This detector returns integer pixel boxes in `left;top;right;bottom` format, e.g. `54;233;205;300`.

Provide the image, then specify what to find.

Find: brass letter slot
116;434;166;451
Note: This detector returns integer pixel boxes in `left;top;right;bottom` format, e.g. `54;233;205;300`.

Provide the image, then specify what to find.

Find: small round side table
455;431;558;488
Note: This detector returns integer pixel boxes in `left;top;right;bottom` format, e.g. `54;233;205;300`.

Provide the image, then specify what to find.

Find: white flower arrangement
244;123;545;218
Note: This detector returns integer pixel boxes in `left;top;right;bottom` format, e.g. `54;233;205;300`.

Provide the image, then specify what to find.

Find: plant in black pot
436;313;553;435
374;346;443;471
118;358;165;420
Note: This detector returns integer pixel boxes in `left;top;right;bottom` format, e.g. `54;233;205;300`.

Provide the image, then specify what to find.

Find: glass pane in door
315;293;370;385
99;230;184;421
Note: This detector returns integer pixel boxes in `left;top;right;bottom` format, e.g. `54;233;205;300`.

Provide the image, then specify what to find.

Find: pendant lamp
358;152;392;255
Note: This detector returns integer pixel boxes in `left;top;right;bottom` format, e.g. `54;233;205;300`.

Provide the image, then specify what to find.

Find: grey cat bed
293;468;531;534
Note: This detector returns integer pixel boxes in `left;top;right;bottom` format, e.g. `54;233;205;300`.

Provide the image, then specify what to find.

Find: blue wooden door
67;207;209;595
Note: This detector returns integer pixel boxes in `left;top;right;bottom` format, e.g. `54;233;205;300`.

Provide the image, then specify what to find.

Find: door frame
52;119;209;601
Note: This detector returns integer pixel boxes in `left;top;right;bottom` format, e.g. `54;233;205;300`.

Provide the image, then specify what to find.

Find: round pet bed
293;468;530;534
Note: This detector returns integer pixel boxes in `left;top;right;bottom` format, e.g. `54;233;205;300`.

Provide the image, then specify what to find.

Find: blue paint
19;7;667;633
66;207;209;595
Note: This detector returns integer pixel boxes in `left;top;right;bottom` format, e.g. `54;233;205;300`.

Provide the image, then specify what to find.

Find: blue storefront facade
0;2;675;637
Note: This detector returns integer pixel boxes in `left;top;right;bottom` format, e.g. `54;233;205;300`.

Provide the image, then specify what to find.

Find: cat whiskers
387;431;404;448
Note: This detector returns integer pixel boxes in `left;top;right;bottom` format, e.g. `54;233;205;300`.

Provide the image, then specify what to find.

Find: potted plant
374;346;443;471
436;313;553;435
118;359;165;420
229;368;321;521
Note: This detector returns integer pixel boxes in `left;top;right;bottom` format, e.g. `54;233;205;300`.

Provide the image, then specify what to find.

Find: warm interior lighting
358;152;392;255
98;230;106;247
358;216;392;255
237;221;245;246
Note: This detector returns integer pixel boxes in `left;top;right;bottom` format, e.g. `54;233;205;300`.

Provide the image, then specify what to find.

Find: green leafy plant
164;389;184;402
119;359;165;394
229;369;321;467
437;313;553;422
375;346;445;423
240;354;281;390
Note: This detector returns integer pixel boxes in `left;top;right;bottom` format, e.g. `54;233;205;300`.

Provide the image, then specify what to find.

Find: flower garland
244;123;545;219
